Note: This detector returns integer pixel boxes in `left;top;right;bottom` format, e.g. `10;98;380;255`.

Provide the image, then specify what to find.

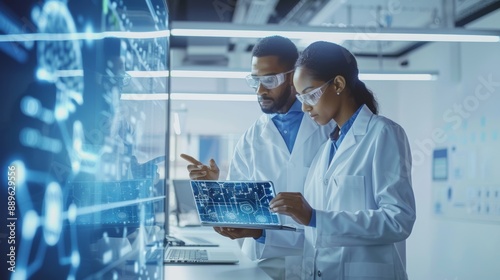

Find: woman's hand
270;192;313;225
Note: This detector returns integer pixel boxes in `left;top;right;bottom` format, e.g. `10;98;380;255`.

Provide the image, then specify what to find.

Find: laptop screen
172;179;202;226
190;180;281;226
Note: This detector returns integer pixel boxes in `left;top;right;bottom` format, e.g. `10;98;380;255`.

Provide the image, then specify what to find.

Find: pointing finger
180;153;203;165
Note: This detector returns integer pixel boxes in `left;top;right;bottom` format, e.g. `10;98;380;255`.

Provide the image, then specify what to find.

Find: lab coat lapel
293;115;318;154
260;114;289;153
327;105;372;173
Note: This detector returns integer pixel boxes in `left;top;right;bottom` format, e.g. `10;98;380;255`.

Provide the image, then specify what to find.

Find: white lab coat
300;105;416;280
227;111;335;280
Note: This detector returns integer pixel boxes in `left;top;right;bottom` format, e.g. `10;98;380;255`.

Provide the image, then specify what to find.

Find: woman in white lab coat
270;41;416;280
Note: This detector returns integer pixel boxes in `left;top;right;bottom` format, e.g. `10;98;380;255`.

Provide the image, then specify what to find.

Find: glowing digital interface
190;181;280;225
0;0;169;279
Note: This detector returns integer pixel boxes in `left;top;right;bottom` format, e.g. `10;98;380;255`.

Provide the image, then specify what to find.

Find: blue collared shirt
309;106;363;228
255;100;303;243
270;100;304;153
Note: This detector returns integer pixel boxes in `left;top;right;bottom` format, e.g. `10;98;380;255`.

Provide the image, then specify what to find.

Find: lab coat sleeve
315;123;416;247
242;229;304;260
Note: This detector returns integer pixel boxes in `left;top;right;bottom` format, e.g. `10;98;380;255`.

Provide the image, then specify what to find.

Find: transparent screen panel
0;1;169;279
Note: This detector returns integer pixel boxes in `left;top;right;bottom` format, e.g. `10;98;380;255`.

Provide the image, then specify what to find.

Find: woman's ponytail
351;79;378;115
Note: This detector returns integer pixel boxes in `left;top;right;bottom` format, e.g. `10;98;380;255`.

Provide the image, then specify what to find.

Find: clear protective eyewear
245;69;294;90
296;79;333;106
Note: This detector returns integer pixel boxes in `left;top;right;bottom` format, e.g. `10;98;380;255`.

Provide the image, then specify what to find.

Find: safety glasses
245;69;294;90
296;79;333;106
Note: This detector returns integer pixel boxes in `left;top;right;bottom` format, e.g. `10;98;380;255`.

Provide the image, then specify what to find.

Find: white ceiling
164;4;500;138
169;0;499;67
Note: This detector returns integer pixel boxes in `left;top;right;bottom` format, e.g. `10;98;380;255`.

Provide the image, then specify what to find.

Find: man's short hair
251;35;298;70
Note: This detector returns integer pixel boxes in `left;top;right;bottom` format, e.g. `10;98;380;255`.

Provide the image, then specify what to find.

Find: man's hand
180;153;220;180
270;192;313;225
213;227;263;240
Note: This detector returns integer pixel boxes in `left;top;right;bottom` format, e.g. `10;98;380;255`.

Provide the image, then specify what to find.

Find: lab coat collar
327;104;373;172
260;114;289;152
260;112;321;157
259;100;305;154
294;114;321;151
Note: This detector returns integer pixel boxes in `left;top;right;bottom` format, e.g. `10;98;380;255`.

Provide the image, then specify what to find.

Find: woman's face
293;67;341;126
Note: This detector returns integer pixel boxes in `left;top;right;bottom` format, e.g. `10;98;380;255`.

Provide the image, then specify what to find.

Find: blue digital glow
1;0;168;279
191;181;280;225
22;211;39;239
20;96;41;117
43;182;63;246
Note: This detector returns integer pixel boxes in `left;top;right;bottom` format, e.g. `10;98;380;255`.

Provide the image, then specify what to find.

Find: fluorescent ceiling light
360;72;438;81
0;30;170;42
57;69;437;81
121;93;257;101
172;70;247;79
171;21;500;43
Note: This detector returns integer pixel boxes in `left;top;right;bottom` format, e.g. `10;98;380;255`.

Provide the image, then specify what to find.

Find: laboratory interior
0;0;499;279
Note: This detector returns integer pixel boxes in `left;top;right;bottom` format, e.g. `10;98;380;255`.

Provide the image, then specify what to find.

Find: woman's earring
336;91;340;95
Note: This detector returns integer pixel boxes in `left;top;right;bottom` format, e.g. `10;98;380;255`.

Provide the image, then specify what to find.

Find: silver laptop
164;244;239;264
172;179;202;227
166;234;218;247
189;180;298;231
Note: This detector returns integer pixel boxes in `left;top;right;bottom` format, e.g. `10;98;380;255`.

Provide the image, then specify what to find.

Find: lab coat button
323;178;328;185
317;270;322;277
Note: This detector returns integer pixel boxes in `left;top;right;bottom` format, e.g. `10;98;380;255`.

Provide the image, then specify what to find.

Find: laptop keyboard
166;248;209;263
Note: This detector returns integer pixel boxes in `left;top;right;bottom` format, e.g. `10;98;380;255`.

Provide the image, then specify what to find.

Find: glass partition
0;1;169;279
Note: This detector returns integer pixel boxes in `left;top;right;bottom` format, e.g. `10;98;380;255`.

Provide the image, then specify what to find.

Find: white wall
393;11;500;279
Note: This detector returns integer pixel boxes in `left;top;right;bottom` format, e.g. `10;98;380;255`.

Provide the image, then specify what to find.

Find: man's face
250;56;295;114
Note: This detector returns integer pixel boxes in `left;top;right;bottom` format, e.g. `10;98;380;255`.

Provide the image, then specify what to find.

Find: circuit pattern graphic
1;0;169;279
190;181;280;225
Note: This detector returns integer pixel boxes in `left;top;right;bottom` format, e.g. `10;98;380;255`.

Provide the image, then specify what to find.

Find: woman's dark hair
295;41;378;114
252;35;298;71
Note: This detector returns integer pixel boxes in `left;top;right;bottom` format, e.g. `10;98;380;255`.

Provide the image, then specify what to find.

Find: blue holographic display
190;181;280;226
0;1;169;279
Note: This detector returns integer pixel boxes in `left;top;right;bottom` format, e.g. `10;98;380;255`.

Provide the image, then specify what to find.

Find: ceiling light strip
121;93;257;101
56;69;437;81
171;21;500;43
0;29;170;42
360;73;438;81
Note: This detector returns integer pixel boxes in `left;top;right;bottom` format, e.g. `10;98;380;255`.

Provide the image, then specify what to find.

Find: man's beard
258;86;292;114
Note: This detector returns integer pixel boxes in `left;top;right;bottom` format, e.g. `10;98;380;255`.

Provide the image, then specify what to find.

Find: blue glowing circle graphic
118;212;128;220
255;215;268;223
239;203;254;214
225;212;237;220
43;182;63;246
22;210;39;239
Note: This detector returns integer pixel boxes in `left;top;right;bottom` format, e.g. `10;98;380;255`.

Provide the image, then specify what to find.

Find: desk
164;226;272;280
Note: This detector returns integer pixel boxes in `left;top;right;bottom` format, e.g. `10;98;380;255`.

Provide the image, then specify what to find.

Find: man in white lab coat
181;35;335;279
